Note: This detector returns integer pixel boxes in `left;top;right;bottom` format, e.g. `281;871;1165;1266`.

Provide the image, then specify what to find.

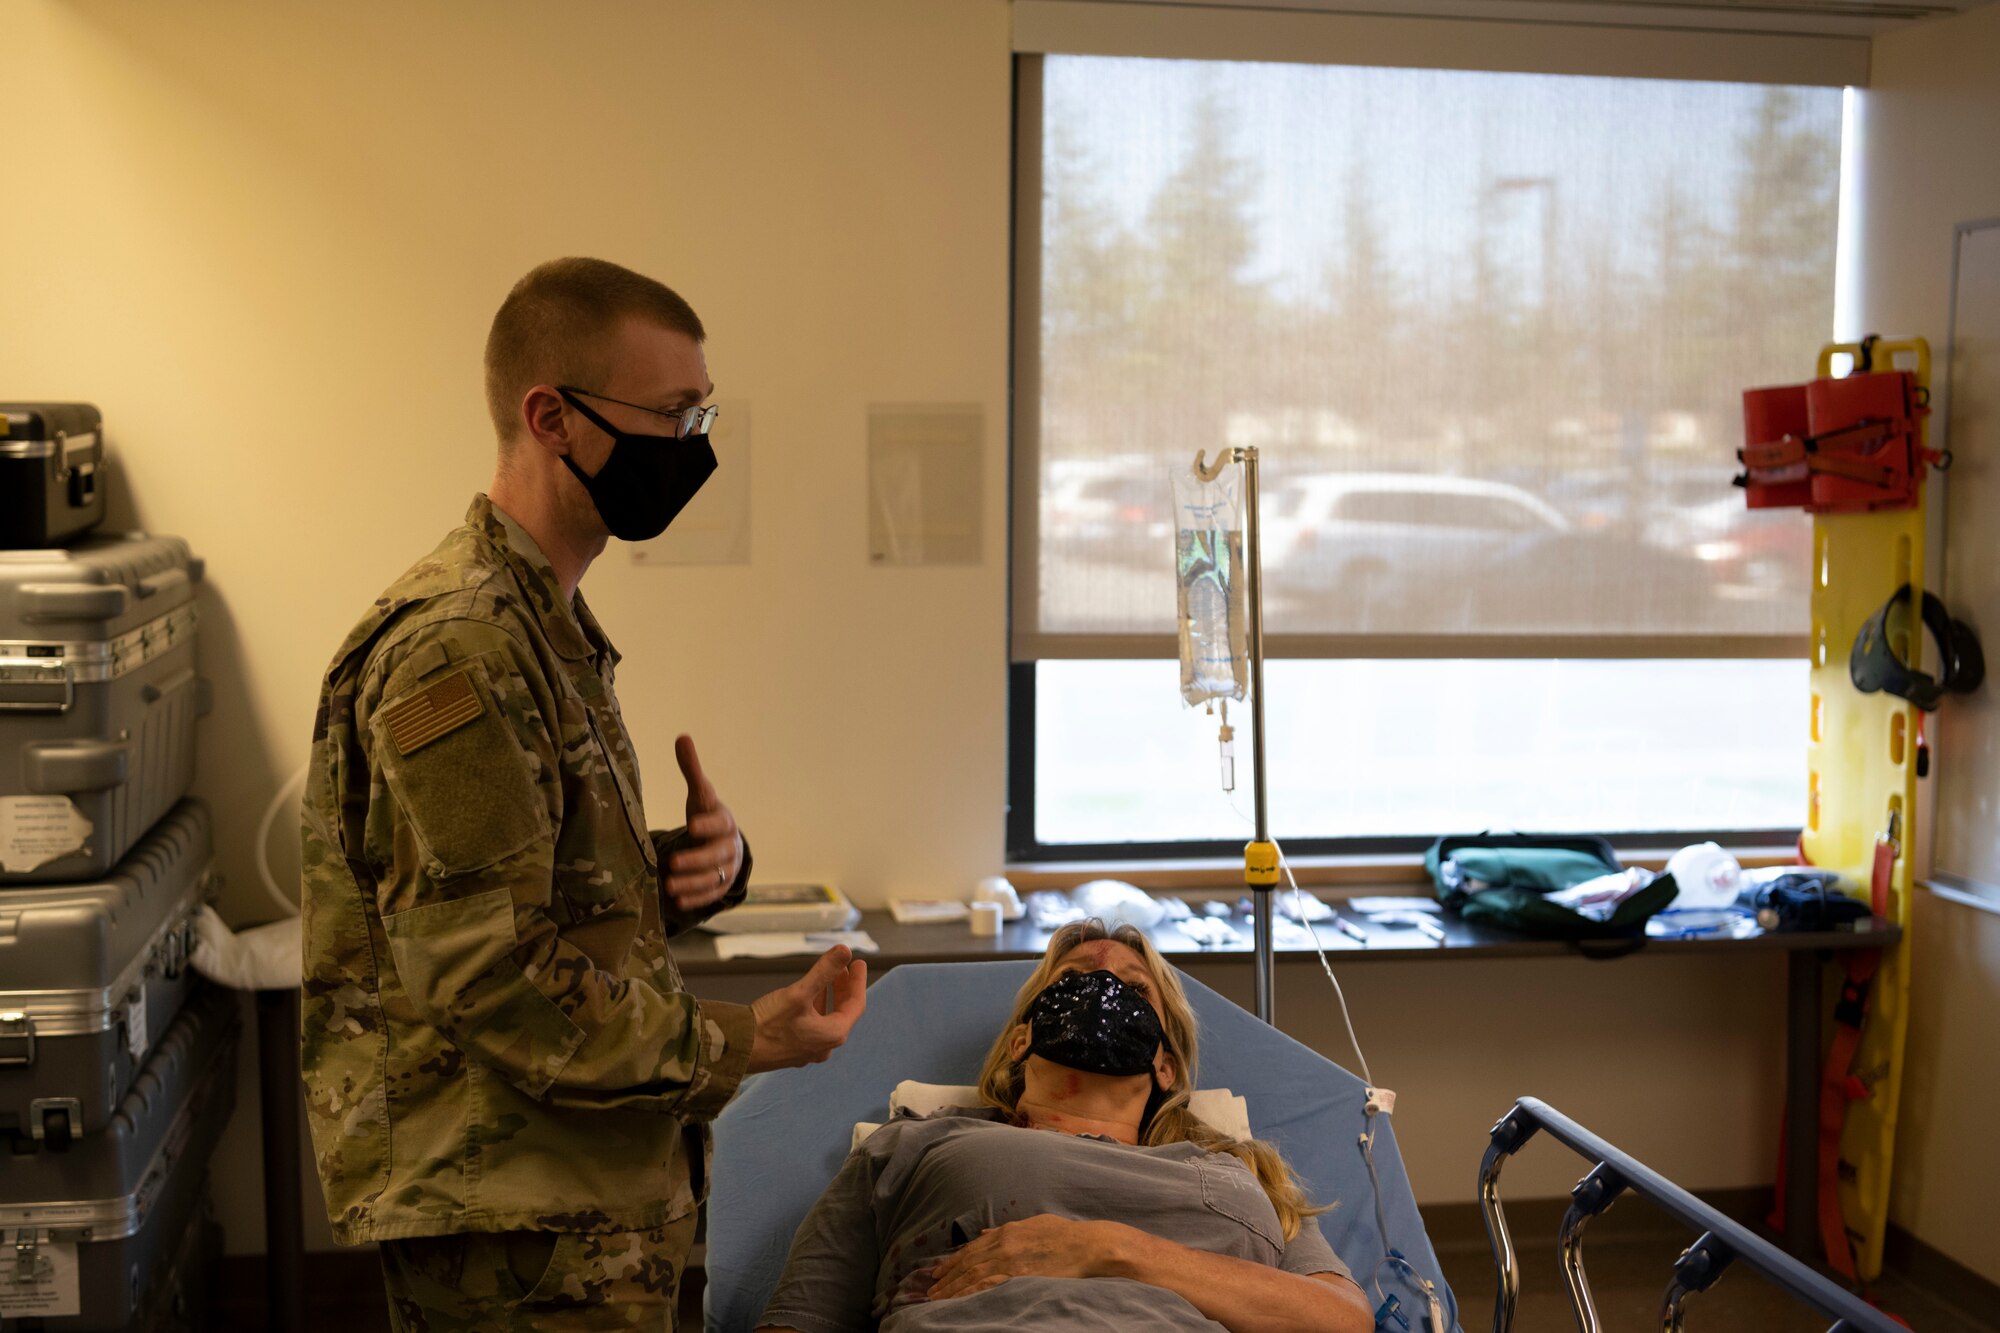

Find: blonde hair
973;920;1328;1241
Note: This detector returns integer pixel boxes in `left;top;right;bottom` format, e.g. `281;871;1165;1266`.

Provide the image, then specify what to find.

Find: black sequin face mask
1024;969;1164;1078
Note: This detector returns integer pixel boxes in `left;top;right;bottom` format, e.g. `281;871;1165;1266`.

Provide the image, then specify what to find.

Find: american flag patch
384;670;484;756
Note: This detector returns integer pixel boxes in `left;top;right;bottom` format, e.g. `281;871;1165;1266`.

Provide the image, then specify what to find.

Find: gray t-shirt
759;1108;1351;1333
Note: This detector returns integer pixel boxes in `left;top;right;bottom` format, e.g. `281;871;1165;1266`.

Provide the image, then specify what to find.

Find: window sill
1006;845;1803;893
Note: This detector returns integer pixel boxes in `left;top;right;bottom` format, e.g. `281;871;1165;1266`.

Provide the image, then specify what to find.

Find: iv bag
1173;460;1249;707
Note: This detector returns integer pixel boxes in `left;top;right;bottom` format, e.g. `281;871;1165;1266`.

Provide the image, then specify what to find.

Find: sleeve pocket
383;887;585;1100
373;658;551;876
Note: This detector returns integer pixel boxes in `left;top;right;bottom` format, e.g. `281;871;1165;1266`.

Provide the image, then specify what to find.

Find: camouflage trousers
379;1214;698;1331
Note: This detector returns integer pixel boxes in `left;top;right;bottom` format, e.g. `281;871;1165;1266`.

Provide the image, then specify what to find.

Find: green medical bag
1424;833;1677;939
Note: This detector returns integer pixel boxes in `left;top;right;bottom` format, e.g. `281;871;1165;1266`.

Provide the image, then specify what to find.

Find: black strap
1570;937;1649;961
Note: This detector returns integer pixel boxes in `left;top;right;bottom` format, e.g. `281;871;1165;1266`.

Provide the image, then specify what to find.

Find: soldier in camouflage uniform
302;258;868;1330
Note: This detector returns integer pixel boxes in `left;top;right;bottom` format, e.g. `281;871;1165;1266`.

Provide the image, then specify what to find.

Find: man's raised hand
666;734;742;911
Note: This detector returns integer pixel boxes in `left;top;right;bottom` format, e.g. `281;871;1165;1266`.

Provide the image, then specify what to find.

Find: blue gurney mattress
705;959;1460;1331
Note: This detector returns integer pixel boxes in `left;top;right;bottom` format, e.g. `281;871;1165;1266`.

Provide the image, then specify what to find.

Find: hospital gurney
1479;1097;1904;1332
705;960;1461;1331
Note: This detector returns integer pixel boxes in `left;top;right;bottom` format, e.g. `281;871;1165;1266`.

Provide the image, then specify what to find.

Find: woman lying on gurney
755;921;1374;1332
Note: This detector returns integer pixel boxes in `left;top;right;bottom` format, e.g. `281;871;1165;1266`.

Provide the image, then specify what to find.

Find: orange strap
1817;950;1878;1281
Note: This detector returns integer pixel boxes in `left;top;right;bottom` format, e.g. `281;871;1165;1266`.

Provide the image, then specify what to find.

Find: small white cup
969;901;1003;938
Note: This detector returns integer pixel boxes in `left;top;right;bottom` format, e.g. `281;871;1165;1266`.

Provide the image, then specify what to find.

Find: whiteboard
1933;220;2000;896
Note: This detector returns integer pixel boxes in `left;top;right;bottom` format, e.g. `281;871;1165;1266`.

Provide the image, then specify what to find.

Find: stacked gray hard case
0;801;213;1147
0;404;106;549
0;535;207;884
0;522;226;1328
0;985;238;1331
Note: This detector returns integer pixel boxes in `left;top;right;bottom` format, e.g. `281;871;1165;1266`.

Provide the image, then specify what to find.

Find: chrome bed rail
1478;1097;1902;1333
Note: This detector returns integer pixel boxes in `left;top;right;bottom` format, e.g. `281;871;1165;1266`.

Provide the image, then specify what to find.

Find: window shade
1011;1;1871;88
1010;53;1842;662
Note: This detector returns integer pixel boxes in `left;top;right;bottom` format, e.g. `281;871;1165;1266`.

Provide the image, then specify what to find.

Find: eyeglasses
557;385;718;440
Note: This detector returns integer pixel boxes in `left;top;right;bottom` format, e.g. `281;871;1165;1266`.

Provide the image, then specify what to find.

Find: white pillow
851;1080;1252;1151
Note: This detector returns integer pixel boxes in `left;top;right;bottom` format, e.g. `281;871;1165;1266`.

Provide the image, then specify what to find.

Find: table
675;898;1900;1262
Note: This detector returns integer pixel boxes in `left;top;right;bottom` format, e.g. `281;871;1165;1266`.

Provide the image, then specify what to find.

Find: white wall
1851;0;2000;1285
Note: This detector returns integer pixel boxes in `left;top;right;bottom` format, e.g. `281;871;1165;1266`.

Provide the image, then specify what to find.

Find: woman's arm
752;1143;885;1333
925;1215;1373;1333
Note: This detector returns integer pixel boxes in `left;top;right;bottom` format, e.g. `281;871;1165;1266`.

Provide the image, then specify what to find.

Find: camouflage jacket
301;494;755;1244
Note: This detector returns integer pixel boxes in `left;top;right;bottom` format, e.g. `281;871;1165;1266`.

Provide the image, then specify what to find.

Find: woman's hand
928;1213;1372;1332
925;1215;1127;1300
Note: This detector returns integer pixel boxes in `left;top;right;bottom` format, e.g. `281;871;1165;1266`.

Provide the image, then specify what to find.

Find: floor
1431;1224;1996;1332
229;1232;1997;1331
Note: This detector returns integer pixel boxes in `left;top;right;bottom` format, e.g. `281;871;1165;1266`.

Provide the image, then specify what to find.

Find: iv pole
1193;445;1279;1025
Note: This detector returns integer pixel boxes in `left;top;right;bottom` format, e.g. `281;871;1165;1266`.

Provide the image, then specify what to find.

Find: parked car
1645;495;1814;602
1260;472;1571;593
1040;455;1175;566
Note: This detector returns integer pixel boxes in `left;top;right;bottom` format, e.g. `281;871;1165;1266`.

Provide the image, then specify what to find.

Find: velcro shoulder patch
383;669;485;756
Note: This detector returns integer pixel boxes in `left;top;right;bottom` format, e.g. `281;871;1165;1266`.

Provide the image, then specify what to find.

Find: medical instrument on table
887;898;969;924
1176;916;1241;948
1330;913;1370;946
1024;889;1085;931
700;882;859;934
1348;895;1441;915
1274;888;1332;921
1366;911;1446;945
1644;907;1758;940
710;929;878;961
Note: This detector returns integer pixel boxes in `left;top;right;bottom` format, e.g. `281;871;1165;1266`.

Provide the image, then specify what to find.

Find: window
1009;53;1844;860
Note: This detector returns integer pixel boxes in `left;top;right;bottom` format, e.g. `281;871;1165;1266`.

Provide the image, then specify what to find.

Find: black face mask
557;388;717;542
1024;969;1164;1078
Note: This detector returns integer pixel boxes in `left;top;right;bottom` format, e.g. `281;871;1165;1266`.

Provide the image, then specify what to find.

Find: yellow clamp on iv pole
1195;445;1278;1023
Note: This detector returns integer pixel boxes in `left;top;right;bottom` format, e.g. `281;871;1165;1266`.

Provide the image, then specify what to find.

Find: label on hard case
125;988;148;1061
0;796;93;874
0;1237;80;1318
